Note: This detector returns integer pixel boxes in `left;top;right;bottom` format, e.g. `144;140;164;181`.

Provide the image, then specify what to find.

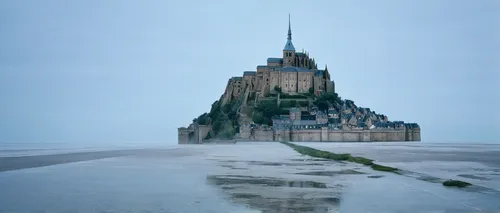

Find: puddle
249;162;283;166
296;170;365;176
207;175;327;188
247;161;325;166
218;164;249;170
232;193;262;199
416;176;442;183
289;158;331;162
458;174;490;180
218;160;325;167
231;167;248;170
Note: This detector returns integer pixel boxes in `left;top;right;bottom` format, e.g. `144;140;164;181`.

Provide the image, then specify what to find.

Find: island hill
178;16;420;144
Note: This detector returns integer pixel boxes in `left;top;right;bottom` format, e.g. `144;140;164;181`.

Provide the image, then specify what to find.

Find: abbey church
221;15;335;105
179;15;420;144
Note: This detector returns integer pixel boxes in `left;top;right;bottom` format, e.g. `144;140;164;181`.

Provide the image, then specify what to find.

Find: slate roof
301;115;315;120
231;77;243;81
315;70;325;77
296;52;306;57
405;123;420;128
267;58;283;63
257;65;281;69
284;40;295;51
243;71;256;76
281;66;311;72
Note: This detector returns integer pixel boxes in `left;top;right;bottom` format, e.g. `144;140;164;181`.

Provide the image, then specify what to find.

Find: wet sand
0;142;499;213
296;142;500;191
0;149;142;172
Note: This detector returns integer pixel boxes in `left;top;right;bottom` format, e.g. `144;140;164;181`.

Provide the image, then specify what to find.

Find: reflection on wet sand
296;170;365;176
207;175;328;188
205;155;360;213
206;175;340;213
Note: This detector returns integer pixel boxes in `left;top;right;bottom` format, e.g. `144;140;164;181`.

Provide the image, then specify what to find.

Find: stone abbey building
221;15;334;105
178;15;420;144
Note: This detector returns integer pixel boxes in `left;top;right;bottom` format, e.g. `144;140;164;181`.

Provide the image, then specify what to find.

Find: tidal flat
0;142;499;212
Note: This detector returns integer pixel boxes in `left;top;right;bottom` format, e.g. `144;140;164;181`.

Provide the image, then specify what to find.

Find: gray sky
0;0;499;144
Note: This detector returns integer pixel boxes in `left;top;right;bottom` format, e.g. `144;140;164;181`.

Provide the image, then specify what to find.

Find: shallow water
295;142;500;191
0;142;499;212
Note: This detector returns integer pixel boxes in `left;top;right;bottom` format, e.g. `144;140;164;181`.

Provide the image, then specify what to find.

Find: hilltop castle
179;15;420;144
221;15;334;106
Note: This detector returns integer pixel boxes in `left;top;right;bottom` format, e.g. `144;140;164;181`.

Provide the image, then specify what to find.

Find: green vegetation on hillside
280;142;399;173
193;99;241;139
314;93;341;111
280;94;309;99
252;99;288;126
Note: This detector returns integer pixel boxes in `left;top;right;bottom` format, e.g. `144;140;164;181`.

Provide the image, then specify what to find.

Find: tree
317;100;329;111
274;86;282;93
194;112;209;125
308;87;314;94
252;100;280;126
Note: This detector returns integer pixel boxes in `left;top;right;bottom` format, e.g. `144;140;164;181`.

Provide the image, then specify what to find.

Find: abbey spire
283;14;295;51
287;13;292;40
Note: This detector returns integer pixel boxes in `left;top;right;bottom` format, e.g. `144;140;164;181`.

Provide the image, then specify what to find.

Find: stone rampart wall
252;129;274;141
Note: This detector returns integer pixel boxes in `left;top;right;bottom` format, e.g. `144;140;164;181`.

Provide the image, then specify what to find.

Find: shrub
281;94;308;99
371;164;398;172
348;156;374;166
274;86;282;93
299;101;309;107
443;180;471;188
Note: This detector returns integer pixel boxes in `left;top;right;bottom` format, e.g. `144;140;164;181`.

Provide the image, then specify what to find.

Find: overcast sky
0;0;499;145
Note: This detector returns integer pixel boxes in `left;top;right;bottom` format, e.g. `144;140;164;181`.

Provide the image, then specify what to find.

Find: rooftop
267;58;283;63
243;71;256;76
280;66;311;72
284;40;295;51
315;70;325;77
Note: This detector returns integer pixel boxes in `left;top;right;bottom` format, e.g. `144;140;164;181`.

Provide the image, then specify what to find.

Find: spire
283;14;295;51
287;13;292;41
325;65;328;72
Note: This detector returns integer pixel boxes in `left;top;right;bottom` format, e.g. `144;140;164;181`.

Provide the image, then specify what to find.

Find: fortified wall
249;127;420;142
178;124;211;144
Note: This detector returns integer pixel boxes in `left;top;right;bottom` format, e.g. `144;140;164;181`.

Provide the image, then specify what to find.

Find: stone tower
283;14;295;66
